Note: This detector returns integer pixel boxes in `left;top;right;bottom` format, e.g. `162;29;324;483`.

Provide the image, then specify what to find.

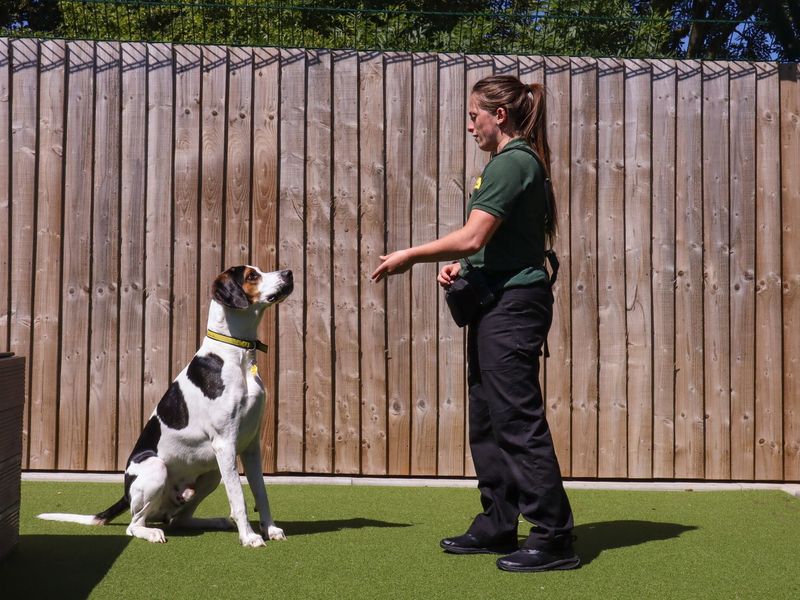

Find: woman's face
468;93;501;153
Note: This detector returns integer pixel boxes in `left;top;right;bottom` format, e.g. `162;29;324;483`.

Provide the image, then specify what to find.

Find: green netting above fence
1;0;790;60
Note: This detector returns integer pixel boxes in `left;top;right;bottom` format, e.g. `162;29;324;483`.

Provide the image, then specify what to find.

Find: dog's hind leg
125;456;169;543
241;438;286;541
169;471;235;531
213;439;266;548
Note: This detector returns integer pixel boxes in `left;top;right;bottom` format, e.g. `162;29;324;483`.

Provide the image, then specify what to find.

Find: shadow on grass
90;517;411;539
574;520;697;565
0;534;130;599
280;517;412;536
139;517;411;539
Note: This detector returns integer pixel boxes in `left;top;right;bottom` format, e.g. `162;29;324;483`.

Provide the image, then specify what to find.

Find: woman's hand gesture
437;262;461;288
370;249;414;282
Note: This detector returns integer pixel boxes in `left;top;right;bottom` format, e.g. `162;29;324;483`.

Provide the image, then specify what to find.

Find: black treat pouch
445;267;496;327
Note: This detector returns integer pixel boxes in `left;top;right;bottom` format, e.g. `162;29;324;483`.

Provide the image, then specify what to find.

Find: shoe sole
440;543;519;556
496;556;581;572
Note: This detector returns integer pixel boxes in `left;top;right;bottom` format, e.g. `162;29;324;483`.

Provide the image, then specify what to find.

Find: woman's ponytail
520;83;557;247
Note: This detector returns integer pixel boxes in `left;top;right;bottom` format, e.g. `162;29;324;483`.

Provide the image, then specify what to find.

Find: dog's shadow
572;520;697;565
161;517;411;538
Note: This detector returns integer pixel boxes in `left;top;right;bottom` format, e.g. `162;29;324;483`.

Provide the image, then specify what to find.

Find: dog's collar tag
249;364;259;376
206;329;269;353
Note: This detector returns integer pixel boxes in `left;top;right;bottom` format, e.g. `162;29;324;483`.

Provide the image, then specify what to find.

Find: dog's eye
246;272;259;282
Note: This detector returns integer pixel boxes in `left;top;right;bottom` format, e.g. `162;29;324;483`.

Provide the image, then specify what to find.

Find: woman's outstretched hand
437;262;461;288
371;249;414;282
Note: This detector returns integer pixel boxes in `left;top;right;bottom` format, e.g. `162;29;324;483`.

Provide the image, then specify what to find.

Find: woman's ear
212;269;250;309
495;106;508;126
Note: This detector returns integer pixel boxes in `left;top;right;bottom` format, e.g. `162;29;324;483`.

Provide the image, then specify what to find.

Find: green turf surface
3;481;799;599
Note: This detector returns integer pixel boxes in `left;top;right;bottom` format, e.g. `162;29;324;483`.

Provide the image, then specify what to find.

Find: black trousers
466;284;574;549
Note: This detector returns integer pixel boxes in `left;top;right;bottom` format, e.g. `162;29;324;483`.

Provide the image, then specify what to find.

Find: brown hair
471;75;557;244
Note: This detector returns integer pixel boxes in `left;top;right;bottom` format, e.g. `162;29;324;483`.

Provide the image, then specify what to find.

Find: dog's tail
38;496;130;526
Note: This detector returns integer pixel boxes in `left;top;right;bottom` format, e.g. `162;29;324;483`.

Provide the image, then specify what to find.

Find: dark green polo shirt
460;138;548;288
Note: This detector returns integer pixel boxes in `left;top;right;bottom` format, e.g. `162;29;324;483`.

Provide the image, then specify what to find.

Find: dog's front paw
241;532;267;548
266;525;286;541
148;529;167;544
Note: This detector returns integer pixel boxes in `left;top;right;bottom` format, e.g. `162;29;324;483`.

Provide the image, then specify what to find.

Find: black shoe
496;545;580;572
440;532;518;555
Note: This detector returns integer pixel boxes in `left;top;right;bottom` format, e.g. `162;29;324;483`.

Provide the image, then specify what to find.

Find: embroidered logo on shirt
474;176;482;190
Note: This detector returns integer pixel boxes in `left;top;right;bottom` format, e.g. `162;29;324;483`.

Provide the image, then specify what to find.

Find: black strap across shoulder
499;144;556;246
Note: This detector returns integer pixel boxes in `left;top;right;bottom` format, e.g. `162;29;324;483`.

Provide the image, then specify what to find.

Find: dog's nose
281;270;293;283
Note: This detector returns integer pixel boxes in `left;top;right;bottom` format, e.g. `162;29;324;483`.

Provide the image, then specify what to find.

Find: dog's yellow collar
206;330;268;353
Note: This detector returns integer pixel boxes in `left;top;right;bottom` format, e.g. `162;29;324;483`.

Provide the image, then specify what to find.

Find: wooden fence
1;38;798;481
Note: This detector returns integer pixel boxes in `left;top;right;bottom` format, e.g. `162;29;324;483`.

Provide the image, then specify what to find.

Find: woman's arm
370;208;501;282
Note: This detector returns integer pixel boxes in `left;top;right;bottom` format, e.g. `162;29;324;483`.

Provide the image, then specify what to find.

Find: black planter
0;353;25;561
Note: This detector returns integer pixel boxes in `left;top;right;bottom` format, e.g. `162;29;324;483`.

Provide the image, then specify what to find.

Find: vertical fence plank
385;51;412;475
58;41;94;470
305;49;333;473
674;60;705;478
652;60;677;478
463;54;493;477
0;39;9;351
781;63;800;479
703;61;731;480
523;56;554;477
437;53;465;476
729;62;756;480
225;45;250;484
543;55;572;476
226;48;252;477
754;62;783;479
117;42;147;469
172;45;201;376
597;57;627;478
570;56;598;477
9;38;38;468
224;47;253;269
143;43;173;418
252;47;280;472
411;54;438;475
277;48;306;472
410;53;438;475
359;52;387;475
87;41;120;471
28;40;64;470
199;46;226;328
624;59;653;479
332;50;360;474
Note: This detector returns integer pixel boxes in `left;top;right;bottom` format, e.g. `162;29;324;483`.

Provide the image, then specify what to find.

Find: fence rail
1;37;798;481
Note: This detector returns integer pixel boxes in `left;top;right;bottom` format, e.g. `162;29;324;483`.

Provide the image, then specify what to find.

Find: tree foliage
1;0;797;60
645;0;799;61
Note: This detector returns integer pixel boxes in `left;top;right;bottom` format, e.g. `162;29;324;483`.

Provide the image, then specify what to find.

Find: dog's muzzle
267;270;293;304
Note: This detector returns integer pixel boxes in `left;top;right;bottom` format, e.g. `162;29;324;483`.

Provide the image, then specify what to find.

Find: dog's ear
212;268;250;310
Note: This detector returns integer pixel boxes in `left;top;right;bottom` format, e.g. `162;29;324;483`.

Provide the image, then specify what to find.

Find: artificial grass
3;481;799;599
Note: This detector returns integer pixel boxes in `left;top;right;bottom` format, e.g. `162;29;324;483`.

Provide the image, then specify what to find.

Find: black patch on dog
156;382;190;430
187;353;226;400
95;494;131;524
212;266;249;309
126;417;161;466
123;473;137;502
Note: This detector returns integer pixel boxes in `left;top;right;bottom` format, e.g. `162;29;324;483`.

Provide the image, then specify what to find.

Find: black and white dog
39;266;293;547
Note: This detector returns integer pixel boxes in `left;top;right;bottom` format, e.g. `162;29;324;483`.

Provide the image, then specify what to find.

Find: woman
371;74;578;573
